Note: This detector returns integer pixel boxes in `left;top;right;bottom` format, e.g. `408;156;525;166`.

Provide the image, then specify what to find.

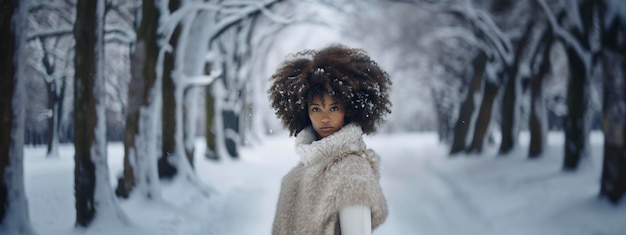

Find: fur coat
272;123;388;235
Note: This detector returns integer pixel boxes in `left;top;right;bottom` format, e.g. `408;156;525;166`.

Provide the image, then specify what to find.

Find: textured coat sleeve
320;152;388;229
272;166;302;235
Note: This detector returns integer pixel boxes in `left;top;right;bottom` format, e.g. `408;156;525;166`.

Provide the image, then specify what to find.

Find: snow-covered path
194;131;626;235
25;131;626;235
369;134;492;234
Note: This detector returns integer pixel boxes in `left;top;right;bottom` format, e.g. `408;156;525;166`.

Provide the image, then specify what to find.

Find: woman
269;44;391;235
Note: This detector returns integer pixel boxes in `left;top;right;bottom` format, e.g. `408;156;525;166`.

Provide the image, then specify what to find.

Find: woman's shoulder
324;149;381;175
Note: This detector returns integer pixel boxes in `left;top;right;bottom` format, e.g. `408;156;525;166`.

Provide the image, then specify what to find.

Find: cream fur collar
295;123;366;165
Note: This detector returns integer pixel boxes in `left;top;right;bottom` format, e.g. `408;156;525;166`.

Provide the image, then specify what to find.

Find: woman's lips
320;127;333;132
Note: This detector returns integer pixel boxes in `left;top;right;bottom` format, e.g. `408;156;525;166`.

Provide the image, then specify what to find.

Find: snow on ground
24;131;626;235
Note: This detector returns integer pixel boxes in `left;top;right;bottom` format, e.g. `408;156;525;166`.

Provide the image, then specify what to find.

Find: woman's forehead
310;93;340;105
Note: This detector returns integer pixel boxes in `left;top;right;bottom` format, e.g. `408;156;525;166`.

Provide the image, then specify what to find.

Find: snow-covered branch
207;0;282;41
218;1;289;24
221;1;264;7
106;0;134;26
474;9;512;62
566;0;583;32
160;0;283;43
27;27;72;41
29;1;74;23
103;25;136;43
387;0;452;13
27;25;136;43
182;69;223;88
535;0;590;66
393;0;514;65
420;26;490;54
29;62;53;84
160;2;221;37
446;2;512;64
299;0;355;13
257;4;291;24
105;33;134;45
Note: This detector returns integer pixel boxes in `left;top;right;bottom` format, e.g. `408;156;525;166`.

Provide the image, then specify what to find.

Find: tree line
1;0;292;233
380;0;626;204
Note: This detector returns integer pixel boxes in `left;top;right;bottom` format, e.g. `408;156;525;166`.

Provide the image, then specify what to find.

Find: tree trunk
216;39;241;159
528;62;550;158
432;89;450;143
41;38;67;159
46;85;59;158
57;79;66;144
160;43;178;178
0;0;36;233
598;3;626;204
45;79;65;158
466;79;499;154
174;14;199;171
117;0;161;199
599;52;626;204
74;0;99;225
74;0;128;227
499;72;517;154
449;52;487;154
223;108;240;159
562;46;588;170
529;30;553;158
159;0;182;179
499;21;535;155
183;87;196;168
205;83;218;160
557;0;601;170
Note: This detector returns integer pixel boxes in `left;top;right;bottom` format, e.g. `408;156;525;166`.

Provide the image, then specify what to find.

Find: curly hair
268;44;392;136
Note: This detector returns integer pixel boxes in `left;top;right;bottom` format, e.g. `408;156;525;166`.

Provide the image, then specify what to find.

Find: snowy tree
116;0;162;200
25;0;76;157
400;0;535;154
210;15;263;159
34;37;68;159
338;1;456;133
0;0;37;234
159;0;183;179
496;19;535;155
202;0;288;160
102;0;136;142
107;1;291;198
152;0;285;172
449;51;487;154
599;50;625;204
240;8;296;145
23;0;136;147
73;0;128;227
447;1;536;155
528;25;555;158
537;0;603;170
597;0;626;204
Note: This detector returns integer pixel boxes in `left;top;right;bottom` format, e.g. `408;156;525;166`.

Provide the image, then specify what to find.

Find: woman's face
308;93;345;139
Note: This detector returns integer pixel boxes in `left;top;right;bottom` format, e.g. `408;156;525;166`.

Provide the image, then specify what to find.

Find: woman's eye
330;106;339;111
311;107;320;112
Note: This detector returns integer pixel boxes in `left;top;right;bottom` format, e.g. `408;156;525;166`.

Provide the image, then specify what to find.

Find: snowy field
24;131;626;235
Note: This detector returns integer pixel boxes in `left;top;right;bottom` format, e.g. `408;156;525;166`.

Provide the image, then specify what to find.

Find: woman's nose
321;116;330;123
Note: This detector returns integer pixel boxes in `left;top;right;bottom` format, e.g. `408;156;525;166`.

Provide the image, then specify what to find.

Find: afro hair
268;44;392;136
